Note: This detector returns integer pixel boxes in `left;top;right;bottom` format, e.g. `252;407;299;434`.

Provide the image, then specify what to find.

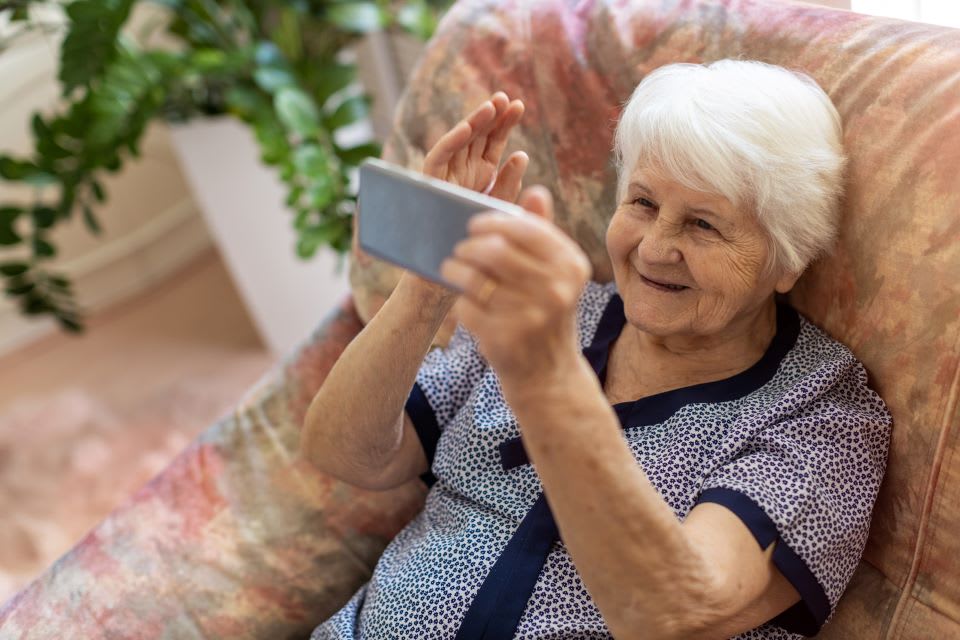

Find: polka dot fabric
311;280;892;639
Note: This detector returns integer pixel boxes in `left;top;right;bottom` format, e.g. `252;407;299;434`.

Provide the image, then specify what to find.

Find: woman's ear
518;185;555;224
774;269;802;294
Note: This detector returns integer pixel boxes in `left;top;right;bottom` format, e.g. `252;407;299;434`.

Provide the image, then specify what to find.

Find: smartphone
357;157;526;291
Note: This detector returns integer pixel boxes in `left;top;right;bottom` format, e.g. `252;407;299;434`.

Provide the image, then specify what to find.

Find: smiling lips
640;275;689;292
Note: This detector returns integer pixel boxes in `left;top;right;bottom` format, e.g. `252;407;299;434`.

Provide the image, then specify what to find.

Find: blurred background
0;0;956;607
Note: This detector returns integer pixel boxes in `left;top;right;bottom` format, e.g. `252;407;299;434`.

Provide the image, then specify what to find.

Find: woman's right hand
423;91;529;202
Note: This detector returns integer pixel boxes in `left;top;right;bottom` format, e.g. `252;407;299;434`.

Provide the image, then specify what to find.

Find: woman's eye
694;218;715;231
631;197;655;209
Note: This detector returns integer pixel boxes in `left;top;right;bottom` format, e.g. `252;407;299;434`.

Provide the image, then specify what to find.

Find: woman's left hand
439;186;593;384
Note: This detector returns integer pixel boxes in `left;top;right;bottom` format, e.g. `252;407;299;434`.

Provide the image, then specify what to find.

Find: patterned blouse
311;279;892;639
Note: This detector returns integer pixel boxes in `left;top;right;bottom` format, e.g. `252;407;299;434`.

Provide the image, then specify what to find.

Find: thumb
518;185;555;224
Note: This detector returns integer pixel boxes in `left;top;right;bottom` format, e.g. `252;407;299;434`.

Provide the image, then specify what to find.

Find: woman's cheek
606;211;637;263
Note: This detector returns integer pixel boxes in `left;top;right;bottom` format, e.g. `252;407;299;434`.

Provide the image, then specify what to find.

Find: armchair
2;0;959;638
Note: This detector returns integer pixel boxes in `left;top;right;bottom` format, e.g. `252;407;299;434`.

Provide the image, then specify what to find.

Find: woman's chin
623;297;690;337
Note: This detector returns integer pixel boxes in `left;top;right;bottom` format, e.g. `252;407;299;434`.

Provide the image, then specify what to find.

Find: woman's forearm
299;273;456;484
501;358;723;639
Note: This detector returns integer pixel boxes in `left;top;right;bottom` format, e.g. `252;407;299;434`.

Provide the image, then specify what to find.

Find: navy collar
499;293;800;471
587;293;801;429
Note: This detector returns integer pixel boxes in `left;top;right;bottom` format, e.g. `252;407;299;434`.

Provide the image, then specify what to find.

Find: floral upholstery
2;0;958;638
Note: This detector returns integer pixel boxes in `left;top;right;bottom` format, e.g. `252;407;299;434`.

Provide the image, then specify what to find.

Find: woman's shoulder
771;305;891;428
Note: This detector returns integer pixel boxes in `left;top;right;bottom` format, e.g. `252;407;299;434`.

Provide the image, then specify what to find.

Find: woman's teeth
641;275;687;291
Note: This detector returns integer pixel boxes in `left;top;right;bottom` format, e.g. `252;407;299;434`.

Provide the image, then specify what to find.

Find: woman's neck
613;298;779;389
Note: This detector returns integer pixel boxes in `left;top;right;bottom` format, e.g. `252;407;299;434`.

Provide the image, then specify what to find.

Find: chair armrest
0;295;428;640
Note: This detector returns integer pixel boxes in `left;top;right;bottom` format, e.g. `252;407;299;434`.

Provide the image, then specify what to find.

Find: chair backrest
350;0;960;636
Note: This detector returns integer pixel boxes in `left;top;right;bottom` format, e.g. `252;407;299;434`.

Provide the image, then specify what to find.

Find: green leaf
296;233;319;258
314;63;356;106
285;185;305;208
306;183;335;209
32;113;51;145
0;262;29;277
255;41;285;68
275;87;320;137
32;206;57;229
299;216;351;255
254;67;296;93
335;141;381;165
82;204;103;234
325;94;370;130
22;294;53;315
91;181;106;203
33;237;56;258
326;3;386;33
60;0;135;95
293;143;329;176
398;1;439;40
293;207;311;230
57;183;76;219
189;49;228;72
273;6;303;61
58;315;85;333
254;120;290;164
0;206;23;245
226;86;265;119
0;156;55;185
48;275;72;290
6;281;35;295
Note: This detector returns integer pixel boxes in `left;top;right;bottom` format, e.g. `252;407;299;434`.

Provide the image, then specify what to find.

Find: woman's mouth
640;275;689;292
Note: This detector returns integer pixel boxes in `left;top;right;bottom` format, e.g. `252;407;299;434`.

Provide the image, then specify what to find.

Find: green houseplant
0;0;450;333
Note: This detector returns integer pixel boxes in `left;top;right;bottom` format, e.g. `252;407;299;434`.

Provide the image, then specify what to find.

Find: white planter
167;117;355;358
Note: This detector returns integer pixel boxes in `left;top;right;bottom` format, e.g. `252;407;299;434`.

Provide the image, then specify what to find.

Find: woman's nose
637;217;683;264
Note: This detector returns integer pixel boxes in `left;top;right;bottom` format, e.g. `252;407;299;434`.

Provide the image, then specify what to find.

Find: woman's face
606;164;799;339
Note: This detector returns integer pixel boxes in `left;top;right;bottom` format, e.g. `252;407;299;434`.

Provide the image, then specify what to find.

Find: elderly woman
301;60;892;640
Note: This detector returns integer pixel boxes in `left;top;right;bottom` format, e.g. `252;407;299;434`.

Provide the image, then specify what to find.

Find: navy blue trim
455;493;559;640
607;296;800;429
498;439;528;472
499;295;802;470
405;382;440;488
695;487;830;637
481;291;807;638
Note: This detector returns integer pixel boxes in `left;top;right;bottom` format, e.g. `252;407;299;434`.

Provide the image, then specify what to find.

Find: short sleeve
694;358;892;637
404;322;488;487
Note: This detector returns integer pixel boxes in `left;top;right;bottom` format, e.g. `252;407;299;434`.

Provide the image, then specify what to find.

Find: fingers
423;120;471;178
467;209;588;280
440;251;528;310
482;99;524;165
467;212;559;263
470;97;522;166
421;91;526;193
448;232;555;294
517;185;554;223
439;252;492;297
456;92;509;180
487;151;529;201
423;95;501;177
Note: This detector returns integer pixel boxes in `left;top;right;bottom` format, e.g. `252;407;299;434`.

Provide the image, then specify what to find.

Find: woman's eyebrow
686;205;719;218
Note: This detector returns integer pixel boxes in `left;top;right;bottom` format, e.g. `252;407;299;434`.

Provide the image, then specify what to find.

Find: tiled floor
0;247;276;603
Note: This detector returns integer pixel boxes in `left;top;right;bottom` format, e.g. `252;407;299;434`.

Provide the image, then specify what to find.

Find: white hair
612;59;847;275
